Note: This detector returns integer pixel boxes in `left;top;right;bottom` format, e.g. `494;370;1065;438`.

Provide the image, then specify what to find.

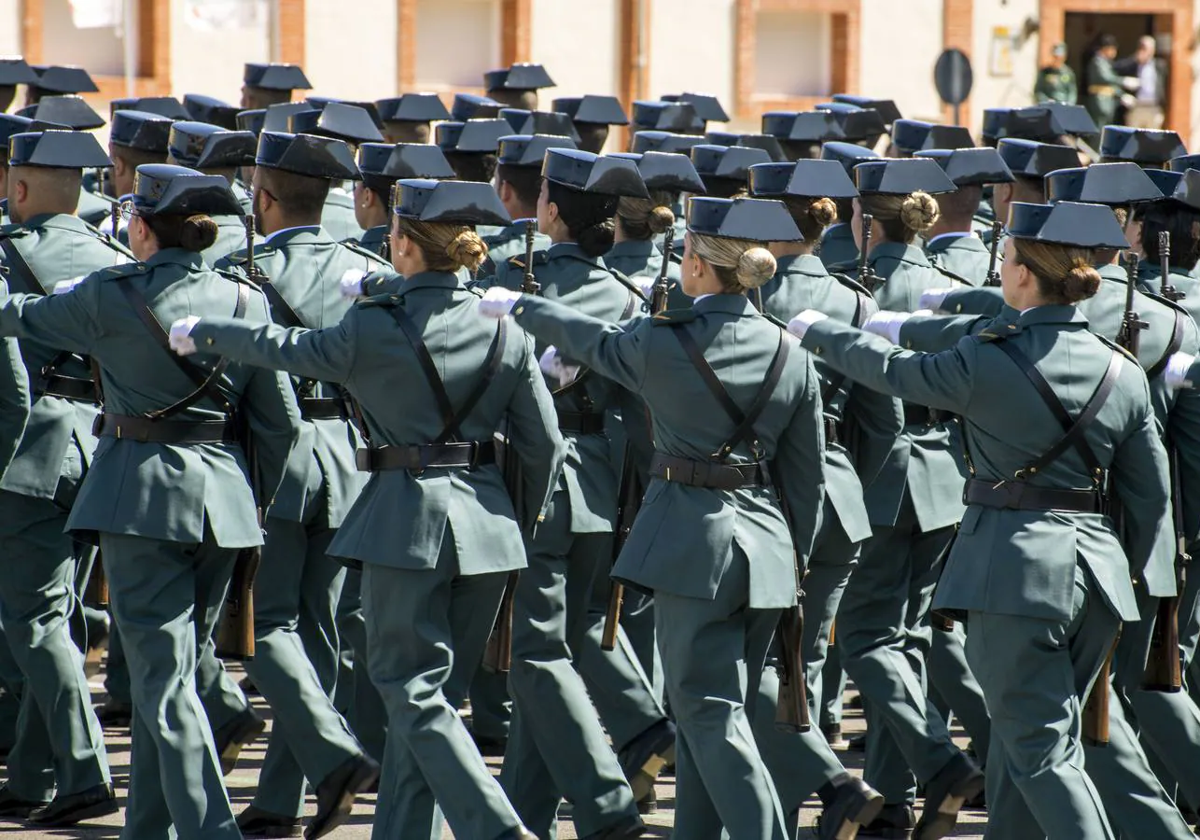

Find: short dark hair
1142;203;1200;272
444;152;498;184
258;167;330;215
496;163;541;207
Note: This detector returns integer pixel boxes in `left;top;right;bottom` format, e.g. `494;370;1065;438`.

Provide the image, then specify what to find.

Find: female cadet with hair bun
479;194;829;840
788;200;1172;840
169;178;564;840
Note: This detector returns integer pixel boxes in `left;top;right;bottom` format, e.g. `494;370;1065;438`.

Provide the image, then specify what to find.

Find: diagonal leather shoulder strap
0;237;49;295
1147;309;1187;381
255;278;306;329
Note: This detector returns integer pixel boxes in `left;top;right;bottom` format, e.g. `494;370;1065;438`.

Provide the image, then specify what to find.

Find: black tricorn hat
1169;153;1200;173
1169;169;1200;212
820;140;881;176
236;108;266;136
1045;162;1162;206
0;57;38;87
29;65;97;94
20;95;104;130
831;94;902;127
631;100;704;133
891;119;974;154
392;178;511;226
704;131;740;146
125;163;244;217
8;130;111;169
735;133;787;162
762;110;839;143
1005;104;1098;143
542;148;648;198
692;144;772;185
687;196;802;242
1038;102;1100;138
749;159;858;200
184;94;241;130
305;96;383;128
110;110;175;153
288;102;383;144
262;101;311;133
1006;200;1129;249
661;93;730;123
450;93;504;122
981;108;1014;141
168;122;257;170
854;158;957;195
914;148;1015;187
110;96;188;121
1145;168;1183;198
1100;125;1187;165
0;115;43;150
498;109;580;142
358;142;455;181
484;63;555;92
552;95;629;126
255;131;361;180
243;62;311;91
631;130;707;155
435;118;511;154
822;103;887;142
996;138;1079;179
376;93;451;124
498;133;578;168
610;151;706;194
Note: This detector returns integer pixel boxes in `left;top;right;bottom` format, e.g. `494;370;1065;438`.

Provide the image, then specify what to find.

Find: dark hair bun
180;214;219;252
577;218;616;257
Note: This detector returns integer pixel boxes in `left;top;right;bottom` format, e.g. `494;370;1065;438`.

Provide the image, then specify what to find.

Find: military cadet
1084;34;1137;129
183;94;242;130
628;132;707;243
0;129;123;826
479;192;826;840
214;130;386;838
1100;125;1186;168
746;158;896;838
436;118;511;185
23;65;97;107
992;138;1081;232
0;163;300;838
476;148;654;839
691;144;770;199
0;58;36;114
835;158;984;836
819;141;880;272
890;120;974;159
630;100;707;139
0;115;40;223
172;176;561;840
482;133;574;276
1035;42;1079;105
451;93;505;123
762;110;857;163
241;62;312;111
104;109;177;237
1127;169;1200;314
485;63;556;111
166;121;260;262
14;97;112;227
354;141;455;259
553;95;629;154
375;93;451;145
914;147;1015;283
289;103;384;242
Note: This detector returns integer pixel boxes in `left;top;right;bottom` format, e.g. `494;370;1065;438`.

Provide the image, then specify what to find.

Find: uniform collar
926;231;982;251
20;212;93;234
692;292;758;317
264;224;324;245
775;252;827;277
547;241;602;265
399;270;466;293
145;247;207;270
1014;303;1088;329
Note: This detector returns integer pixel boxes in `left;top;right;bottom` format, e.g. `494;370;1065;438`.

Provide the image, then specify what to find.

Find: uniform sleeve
1111;374;1174;584
512;295;651;394
1187;357;1200;388
239;365;303;514
898;312;999;353
940;286;1006;319
190;308;360;385
505;330;566;532
775;351;827;572
801;317;977;415
0;275;105;354
0;336;29;476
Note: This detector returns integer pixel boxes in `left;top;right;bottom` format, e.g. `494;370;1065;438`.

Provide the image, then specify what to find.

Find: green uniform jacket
189;270;565;571
0;248;301;546
849;241;968;531
604;239;691;311
924;232;995;286
1085;54;1125;125
802;306;1173;623
1035;64;1079;104
320;186;364;243
481;242;644;534
819;223;858;273
1136;263;1200;326
77;187;116;228
513;292;826;609
0;214;131;498
762;253;902;542
353;224;388;260
480;221;551;278
217;226;389;527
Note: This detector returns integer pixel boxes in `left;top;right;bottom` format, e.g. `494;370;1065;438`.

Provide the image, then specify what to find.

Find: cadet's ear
13;178;28;205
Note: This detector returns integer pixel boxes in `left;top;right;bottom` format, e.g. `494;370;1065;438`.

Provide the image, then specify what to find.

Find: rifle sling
1147;309;1187;381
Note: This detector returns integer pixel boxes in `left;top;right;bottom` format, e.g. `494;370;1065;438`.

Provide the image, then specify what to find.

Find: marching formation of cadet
4;48;1200;840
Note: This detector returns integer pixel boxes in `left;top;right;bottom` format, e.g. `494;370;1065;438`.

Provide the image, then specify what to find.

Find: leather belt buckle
355;447;375;472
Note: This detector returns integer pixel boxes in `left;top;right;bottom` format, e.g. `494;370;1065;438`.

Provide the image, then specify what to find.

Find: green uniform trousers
929;622;991;766
617;588;663;705
819;642;847;731
658;546;788;840
0;626;22;753
361;542;523;840
335;567;388;759
103;530;240;840
500;489;638;838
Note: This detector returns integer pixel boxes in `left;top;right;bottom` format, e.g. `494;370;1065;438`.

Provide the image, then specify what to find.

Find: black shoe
619;719;676;803
95;699;133;729
846;733;866;752
822;722;846;748
0;784;50;819
580;815;645;840
28;783;118;827
847;693;864;710
914;754;984;840
471;730;508;757
306;753;380;840
238;805;302;838
966;786;986;810
239;675;260;696
817;778;885;840
213;707;266;775
858;803;916;839
637;787;657;815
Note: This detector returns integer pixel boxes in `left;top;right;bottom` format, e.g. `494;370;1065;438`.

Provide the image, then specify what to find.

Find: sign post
934;48;974;126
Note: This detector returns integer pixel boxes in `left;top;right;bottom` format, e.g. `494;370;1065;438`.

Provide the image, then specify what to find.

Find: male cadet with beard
216;130;386;838
0;129;125;826
240;62;312;111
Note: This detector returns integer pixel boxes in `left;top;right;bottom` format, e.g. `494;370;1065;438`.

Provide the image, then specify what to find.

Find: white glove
863;310;913;344
1165;352;1196;390
168;316;201;356
1120;93;1138;110
340;269;367;300
918;288;954;313
52;276;85;295
635;275;657;299
539;346;580;388
786;309;828;340
1122;77;1141;92
478;287;522;319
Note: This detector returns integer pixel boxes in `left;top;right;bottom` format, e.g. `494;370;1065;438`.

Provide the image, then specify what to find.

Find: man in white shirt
1117;35;1167;129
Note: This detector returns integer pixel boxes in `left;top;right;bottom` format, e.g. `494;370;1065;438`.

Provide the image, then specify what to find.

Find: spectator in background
1116;35;1168;129
1084;33;1139;128
1034;42;1078;105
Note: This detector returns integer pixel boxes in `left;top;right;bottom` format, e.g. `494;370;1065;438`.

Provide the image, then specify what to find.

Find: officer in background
240;62;311;111
375;93;450;145
1035;43;1078;105
1084;34;1138;130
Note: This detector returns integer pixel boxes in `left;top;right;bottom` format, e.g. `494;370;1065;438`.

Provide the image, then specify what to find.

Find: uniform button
955;304;963;313
1008;324;1017;330
205;337;214;346
812;346;822;355
515;306;525;315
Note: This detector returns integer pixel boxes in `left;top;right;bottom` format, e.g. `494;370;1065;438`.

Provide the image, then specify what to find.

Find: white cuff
918;288;954;313
479;287;521;319
863;310;912;344
786;309;828;340
635;275;657;298
52;276;85;295
1165;352;1196;390
168;316;202;356
340;269;368;300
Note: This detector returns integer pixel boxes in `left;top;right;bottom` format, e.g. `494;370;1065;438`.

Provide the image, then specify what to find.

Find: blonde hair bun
736;246;777;289
648;204;676;235
900;191;940;233
445;229;487;273
1063;258;1102;302
807;196;838;229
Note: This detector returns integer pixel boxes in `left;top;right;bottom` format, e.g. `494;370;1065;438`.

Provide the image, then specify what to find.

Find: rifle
1145;440;1187;692
84;555;109;607
984;221;1003;287
215;414;261;661
244;216;258;278
1084;630;1120;746
1159;231;1183;302
774;482;810;733
520;219;539;295
650;229;673;314
1117;253;1148;356
858;212;881;294
110;200;121;246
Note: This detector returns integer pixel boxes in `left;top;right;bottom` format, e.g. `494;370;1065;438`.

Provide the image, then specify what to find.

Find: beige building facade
2;0;1199;146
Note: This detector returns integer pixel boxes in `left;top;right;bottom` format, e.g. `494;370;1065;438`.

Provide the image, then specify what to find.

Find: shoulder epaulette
651;308;698;325
974;328;1005;343
931;263;976;287
356;292;403;310
830;271;872;297
0;226;29;241
340;239;389;265
1095;333;1138;366
507;251;549;271
96;261;150;280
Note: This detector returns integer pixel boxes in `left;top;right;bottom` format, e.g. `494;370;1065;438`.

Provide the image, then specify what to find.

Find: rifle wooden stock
483;571;517;673
215;546;260;660
601;582;624;652
1145;440;1187;692
828;618;836;648
1084;630;1120;746
602;446;644;651
84;553;109;607
775;604;810;733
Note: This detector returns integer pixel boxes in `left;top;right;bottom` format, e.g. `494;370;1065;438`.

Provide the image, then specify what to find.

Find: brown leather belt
649;453;771;490
93;413;236;444
355;440;496;472
299;398;349;421
1088;85;1116;96
556;409;606;435
35;374;96;403
963;478;1102;513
